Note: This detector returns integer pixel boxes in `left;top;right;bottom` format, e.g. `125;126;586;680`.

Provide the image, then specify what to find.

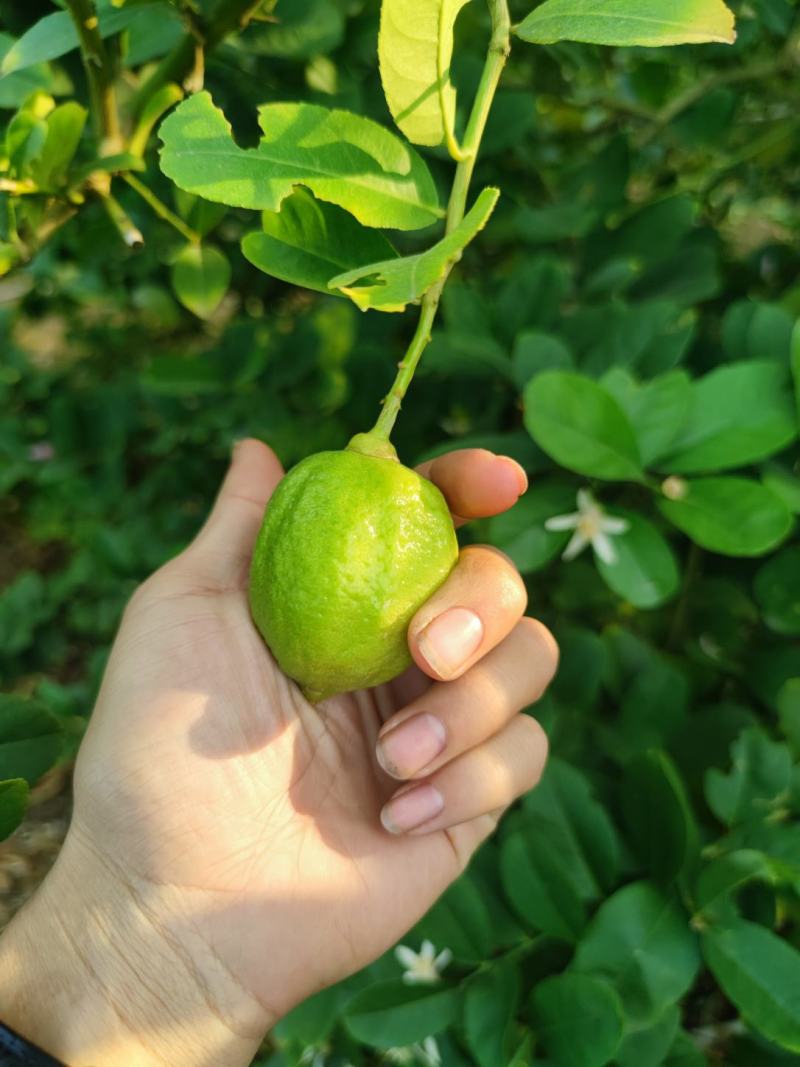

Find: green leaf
521;757;621;898
464;963;520;1067
705;728;792;827
242;190;398;296
249;0;345;60
516;0;736;47
601;368;692;466
721;300;794;363
273;985;342;1045
754;546;800;636
0;778;29;841
0;695;64;785
158;91;442;231
0;5;168;76
530;974;624;1067
663;1030;706;1067
511;330;574;389
702;920;800;1052
615;1005;680;1067
0;33;54;108
792;319;800;424
621;751;698;885
777;679;800;755
572;881;700;1025
170;244;230;320
343;979;462;1049
412;873;493;964
524;371;644;482
501;828;586;941
660;362;797;474
379;0;469;147
30;101;87;190
762;466;800;515
330;187;498;312
595;509;680;609
694;850;797;921
658;477;793;557
487;482;576;574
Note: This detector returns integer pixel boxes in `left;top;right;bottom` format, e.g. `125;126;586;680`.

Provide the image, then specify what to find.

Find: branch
640;56;789;147
371;0;512;441
62;0;121;149
130;0;264;119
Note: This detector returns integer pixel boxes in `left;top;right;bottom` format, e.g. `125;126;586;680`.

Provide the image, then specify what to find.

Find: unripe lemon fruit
248;433;459;702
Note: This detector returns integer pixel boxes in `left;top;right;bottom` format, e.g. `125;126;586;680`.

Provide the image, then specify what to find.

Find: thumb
187;439;285;586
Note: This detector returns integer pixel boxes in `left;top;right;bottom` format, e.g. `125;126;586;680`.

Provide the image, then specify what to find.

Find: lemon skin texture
248;437;459;703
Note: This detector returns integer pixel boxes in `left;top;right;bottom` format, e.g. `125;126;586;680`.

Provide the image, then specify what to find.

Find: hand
0;441;557;1067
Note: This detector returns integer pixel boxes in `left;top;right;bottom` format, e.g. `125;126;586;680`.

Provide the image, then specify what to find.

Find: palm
73;577;470;1016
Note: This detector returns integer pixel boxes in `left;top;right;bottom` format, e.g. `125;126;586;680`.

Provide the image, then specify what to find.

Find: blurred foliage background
1;0;800;1064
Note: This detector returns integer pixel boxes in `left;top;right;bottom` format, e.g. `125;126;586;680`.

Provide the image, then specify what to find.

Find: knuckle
517;616;560;685
514;715;549;792
463;544;528;615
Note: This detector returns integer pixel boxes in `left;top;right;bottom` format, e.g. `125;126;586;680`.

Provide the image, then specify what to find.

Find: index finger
416;449;528;526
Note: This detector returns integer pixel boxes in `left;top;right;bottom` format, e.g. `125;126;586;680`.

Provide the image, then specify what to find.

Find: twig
371;0;511;441
62;0;121;149
98;191;144;247
639;57;788;147
130;0;264;118
121;173;199;243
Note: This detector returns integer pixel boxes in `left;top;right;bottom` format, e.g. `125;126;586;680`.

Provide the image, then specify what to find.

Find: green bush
1;0;799;1063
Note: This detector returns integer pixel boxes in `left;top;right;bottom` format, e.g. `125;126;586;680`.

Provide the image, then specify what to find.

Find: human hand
0;440;557;1067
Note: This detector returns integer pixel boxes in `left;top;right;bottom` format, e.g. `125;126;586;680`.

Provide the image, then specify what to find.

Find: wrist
0;827;272;1067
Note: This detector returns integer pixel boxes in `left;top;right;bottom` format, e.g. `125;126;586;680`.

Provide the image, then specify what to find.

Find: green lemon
248;432;459;702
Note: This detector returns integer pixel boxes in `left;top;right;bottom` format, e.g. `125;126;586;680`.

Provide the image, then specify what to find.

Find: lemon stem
371;0;511;443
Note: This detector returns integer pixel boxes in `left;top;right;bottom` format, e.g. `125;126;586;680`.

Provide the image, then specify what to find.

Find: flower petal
601;515;630;535
420;940;435;960
545;512;580;531
434;948;452;971
395;945;418;968
593;531;618;565
576;488;596;512
562;529;590;561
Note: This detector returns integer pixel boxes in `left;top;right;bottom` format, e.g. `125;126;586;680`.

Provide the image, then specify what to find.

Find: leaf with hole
329;187;498;312
243;190;398;296
159;92;442;231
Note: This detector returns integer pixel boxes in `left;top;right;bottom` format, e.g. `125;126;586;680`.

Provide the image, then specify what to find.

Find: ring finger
377;617;557;782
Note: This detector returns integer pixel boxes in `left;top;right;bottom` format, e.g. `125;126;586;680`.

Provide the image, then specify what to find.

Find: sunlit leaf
516;0;736;48
379;0;470;147
330;187;498;312
159;91;442;231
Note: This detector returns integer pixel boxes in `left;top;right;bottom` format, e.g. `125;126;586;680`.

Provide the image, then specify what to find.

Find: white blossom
544;488;630;565
385;1037;441;1066
394;940;452;984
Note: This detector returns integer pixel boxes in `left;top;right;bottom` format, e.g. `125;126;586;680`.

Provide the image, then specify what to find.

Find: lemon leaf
516;0;736;48
330;186;499;312
379;0;471;147
159;91;442;232
242;190;398;295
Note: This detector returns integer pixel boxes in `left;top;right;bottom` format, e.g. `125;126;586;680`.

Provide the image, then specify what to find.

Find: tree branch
62;0;121;150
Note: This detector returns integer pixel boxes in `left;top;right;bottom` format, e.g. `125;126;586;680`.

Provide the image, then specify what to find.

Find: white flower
395;940;452;984
544;488;630;565
385;1037;441;1066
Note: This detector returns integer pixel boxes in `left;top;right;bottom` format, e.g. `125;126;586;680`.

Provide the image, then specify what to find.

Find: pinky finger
380;715;548;837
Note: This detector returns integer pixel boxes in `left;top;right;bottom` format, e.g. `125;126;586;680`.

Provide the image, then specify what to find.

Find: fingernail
499;456;528;496
417;607;483;679
381;784;444;834
377;713;447;779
